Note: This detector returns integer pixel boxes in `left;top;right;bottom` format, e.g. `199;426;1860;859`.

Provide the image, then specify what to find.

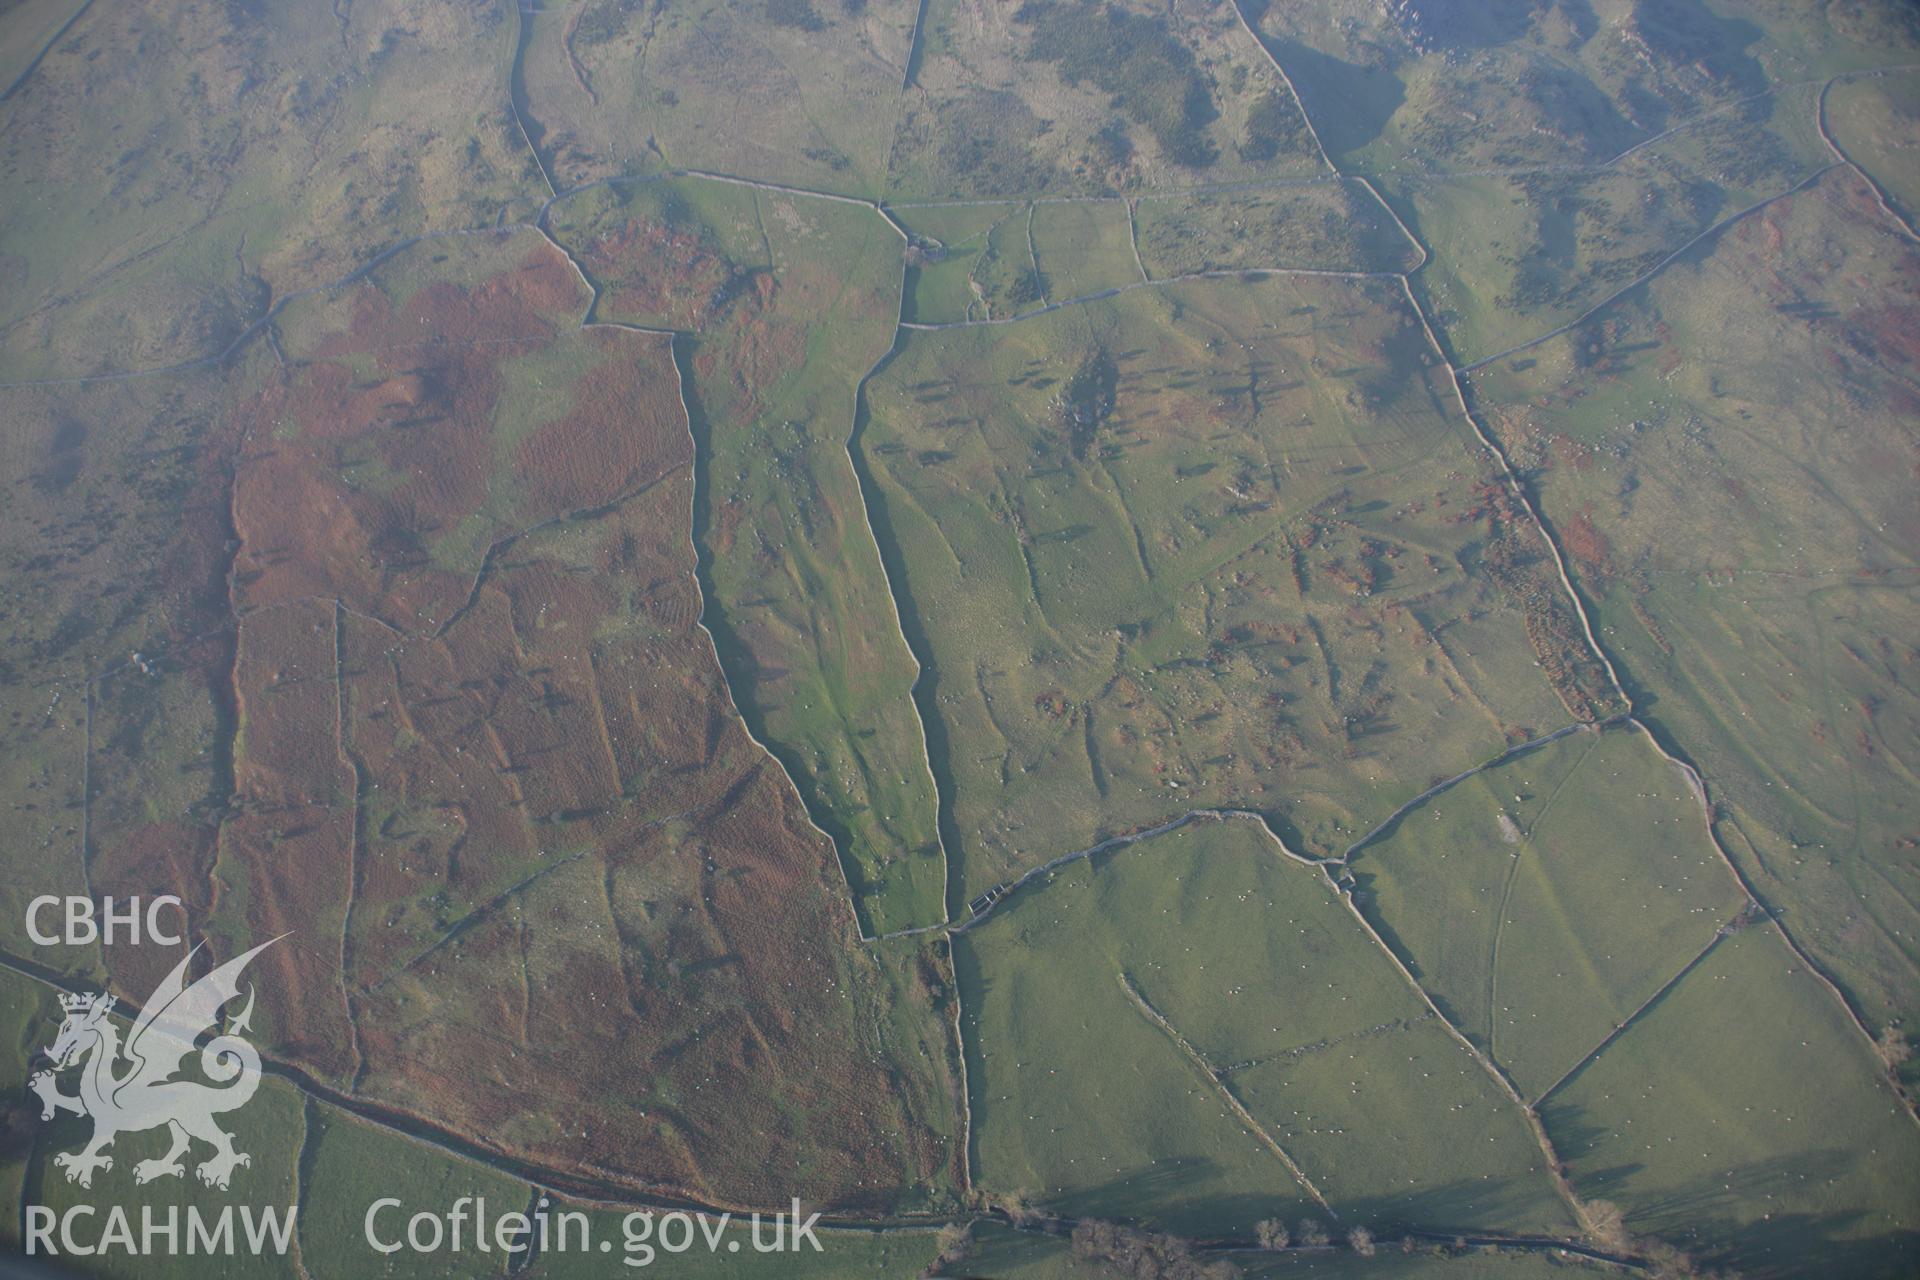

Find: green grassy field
1542;925;1920;1276
1031;199;1145;301
958;820;1574;1239
7;1065;307;1280
1825;73;1920;226
1353;725;1747;1101
0;965;54;1255
297;1105;527;1279
1467;164;1920;1044
1133;183;1418;279
895;202;1037;325
864;273;1597;905
1386;85;1831;364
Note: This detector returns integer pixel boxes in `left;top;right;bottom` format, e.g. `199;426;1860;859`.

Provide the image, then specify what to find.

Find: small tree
1071;1219;1242;1280
1347;1226;1376;1258
922;1223;972;1277
1297;1219;1330;1248
1071;1219;1119;1260
1254;1217;1290;1250
1641;1238;1705;1279
1584;1198;1631;1253
998;1188;1040;1227
1876;1025;1913;1072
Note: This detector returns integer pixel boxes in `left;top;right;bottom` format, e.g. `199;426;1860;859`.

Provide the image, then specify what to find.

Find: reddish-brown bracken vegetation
172;234;955;1207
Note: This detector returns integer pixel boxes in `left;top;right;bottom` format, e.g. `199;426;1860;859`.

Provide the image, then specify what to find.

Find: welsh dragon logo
29;938;279;1191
